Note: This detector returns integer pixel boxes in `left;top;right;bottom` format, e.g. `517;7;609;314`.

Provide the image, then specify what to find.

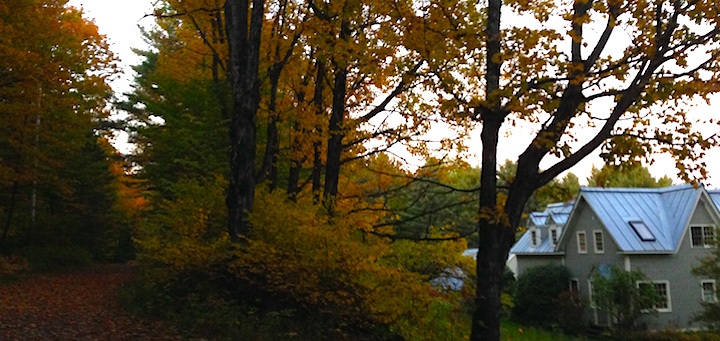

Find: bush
18;244;93;272
512;264;571;326
130;178;475;340
591;266;660;330
555;290;586;334
610;330;720;341
0;254;30;279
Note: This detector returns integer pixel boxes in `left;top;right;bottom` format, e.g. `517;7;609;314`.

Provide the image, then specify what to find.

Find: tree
692;242;720;329
590;266;661;330
0;0;117;252
225;0;266;240
512;264;571;326
587;164;673;188
441;1;720;339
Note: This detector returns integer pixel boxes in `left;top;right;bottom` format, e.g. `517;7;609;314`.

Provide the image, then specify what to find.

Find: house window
530;229;539;248
569;279;579;292
550;228;559;246
691;226;715;248
702;280;717;303
588;280;597;308
577;231;587;254
594;230;605;254
638;281;671;313
630;221;655;241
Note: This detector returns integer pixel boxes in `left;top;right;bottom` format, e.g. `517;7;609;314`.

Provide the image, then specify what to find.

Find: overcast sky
66;1;720;186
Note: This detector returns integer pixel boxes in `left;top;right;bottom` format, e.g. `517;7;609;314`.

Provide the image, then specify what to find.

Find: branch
354;60;425;125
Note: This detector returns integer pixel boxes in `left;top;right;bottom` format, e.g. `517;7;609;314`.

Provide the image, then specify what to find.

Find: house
509;184;720;329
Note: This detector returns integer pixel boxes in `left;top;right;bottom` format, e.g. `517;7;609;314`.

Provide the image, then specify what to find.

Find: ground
0;264;193;341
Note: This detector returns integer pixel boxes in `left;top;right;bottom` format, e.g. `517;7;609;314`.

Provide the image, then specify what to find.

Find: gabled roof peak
580;184;698;194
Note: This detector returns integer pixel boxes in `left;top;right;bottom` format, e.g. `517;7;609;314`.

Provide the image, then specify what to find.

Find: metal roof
708;190;720;215
580;185;700;252
510;185;720;255
510;201;574;254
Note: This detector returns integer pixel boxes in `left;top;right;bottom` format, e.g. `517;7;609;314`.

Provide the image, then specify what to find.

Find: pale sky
67;1;720;186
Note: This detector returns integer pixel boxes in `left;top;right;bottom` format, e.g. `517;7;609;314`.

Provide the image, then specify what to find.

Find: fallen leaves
0;265;195;341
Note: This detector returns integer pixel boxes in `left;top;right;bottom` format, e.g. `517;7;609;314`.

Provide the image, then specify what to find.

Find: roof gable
569;185;711;253
510;201;574;255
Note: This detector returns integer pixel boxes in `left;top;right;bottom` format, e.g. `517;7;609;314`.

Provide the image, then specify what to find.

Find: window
588;280;597;308
702;280;717;303
691;226;715;248
638;281;671;312
530;229;539;247
630;221;655;241
550;228;559;246
569;279;579;292
594;230;605;253
577;231;587;254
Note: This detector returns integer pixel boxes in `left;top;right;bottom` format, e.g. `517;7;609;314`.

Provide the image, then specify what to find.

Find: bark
225;0;265;241
312;61;326;204
323;20;350;212
471;116;505;341
470;0;505;339
0;182;19;246
259;70;281;190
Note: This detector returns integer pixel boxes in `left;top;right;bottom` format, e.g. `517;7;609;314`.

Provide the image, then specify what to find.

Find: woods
2;0;720;340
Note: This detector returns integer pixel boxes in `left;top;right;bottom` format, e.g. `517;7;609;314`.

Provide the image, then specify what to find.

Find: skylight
630;221;655;241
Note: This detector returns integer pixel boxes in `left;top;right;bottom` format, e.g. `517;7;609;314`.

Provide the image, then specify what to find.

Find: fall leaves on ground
0;265;191;341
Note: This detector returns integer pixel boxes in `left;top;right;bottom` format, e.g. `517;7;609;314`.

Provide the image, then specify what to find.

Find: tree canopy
18;0;717;340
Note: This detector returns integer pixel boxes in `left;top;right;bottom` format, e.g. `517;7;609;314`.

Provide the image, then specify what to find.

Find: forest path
0;264;193;341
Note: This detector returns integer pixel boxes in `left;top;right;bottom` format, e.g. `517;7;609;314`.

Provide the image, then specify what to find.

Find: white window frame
691;225;716;248
530;229;539;248
593;230;605;254
577;231;587;254
550;227;559;247
702;280;717;303
637;280;672;313
588;279;596;309
569;278;579;292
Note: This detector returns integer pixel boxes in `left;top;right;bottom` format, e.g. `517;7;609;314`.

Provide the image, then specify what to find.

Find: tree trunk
0;182;19;246
225;0;265;241
259;71;281;190
471;115;504;341
470;0;505;338
323;20;350;212
312;61;326;204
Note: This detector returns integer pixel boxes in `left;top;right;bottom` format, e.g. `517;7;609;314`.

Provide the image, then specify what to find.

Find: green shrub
512;264;571;326
555;290;586;334
18;244;93;271
610;330;720;341
591;266;660;330
0;254;30;276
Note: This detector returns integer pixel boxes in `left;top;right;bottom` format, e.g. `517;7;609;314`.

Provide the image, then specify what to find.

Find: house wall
562;200;624;327
631;196;717;330
514;255;563;275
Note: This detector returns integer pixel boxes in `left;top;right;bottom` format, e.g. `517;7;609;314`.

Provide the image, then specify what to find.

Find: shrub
0;254;30;276
512;264;571;326
18;244;93;272
591;266;661;330
555;290;586;334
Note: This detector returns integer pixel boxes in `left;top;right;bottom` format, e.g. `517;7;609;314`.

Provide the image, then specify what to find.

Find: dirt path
0;265;193;341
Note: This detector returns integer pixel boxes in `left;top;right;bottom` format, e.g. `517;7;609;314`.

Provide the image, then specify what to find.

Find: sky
66;1;720;186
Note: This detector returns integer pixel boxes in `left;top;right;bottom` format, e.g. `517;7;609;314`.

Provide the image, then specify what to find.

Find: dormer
527;212;549;248
547;213;567;247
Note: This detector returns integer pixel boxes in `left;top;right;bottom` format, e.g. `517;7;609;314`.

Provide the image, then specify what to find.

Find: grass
501;319;590;341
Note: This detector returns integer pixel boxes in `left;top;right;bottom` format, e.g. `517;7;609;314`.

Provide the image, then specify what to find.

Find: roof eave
512;252;566;256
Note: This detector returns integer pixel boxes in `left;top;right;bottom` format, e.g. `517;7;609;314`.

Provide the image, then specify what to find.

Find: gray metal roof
511;230;558;254
510;185;719;255
510;201;574;254
580;185;700;252
709;190;720;214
